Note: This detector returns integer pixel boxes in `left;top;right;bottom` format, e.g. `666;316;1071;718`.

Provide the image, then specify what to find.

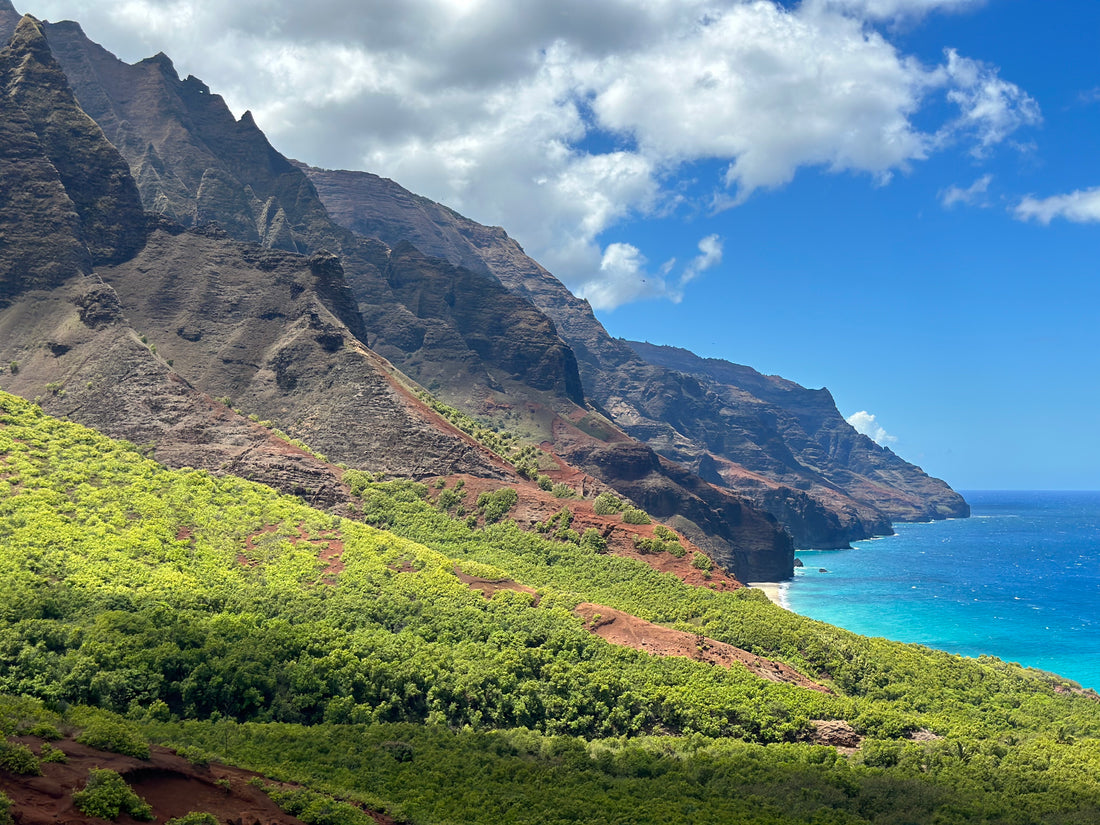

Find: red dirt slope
0;735;392;825
575;603;830;693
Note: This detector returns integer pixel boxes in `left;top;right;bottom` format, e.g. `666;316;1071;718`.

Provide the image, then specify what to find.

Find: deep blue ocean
783;490;1100;690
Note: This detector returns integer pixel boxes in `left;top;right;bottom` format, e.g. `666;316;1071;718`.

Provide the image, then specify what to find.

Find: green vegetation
0;739;40;775
416;391;551;478
592;491;624;515
37;741;66;763
632;526;684;556
1;390;1099;823
691;552;714;572
551;482;577;498
72;768;153;820
622;506;652;525
580;527;607;554
0;791;11;825
73;712;150;758
476;487;519;523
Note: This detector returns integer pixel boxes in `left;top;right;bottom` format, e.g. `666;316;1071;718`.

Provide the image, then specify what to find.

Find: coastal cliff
305;165;969;546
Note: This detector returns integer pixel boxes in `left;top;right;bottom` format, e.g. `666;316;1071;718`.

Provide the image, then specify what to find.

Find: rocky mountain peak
138;50;177;76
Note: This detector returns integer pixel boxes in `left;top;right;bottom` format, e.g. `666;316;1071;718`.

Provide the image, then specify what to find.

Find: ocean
782;490;1100;690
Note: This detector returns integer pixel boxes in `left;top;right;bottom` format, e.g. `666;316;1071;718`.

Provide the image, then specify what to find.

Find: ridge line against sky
16;0;1100;490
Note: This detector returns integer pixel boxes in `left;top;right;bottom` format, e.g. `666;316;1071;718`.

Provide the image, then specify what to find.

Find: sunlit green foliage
1;390;1100;823
0;739;40;775
592;492;623;515
165;814;219;825
632;531;683;556
73;711;150;758
476;487;519;523
72;768;153;821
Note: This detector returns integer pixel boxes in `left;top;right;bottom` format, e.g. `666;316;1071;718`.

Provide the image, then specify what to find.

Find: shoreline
747;580;791;610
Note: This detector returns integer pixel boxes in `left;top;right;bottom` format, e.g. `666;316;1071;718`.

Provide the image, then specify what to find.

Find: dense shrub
476;488;518;523
38;742;66;763
0;739;40;775
72;769;153;820
622;507;651;525
592;492;623;515
691;553;714;572
75;717;150;759
580;528;607;553
166;813;219;825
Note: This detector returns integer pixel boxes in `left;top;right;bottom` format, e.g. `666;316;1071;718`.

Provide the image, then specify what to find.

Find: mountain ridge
19;13;795;580
304;164;968;547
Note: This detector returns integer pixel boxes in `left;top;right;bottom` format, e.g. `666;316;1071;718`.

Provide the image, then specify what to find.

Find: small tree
73;769;153;820
580;528;608;554
592;492;623;515
166;815;219;825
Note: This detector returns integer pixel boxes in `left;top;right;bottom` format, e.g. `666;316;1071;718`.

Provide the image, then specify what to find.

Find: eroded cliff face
40;18;586;412
305;165;970;547
628;342;969;524
28;15;795;578
0;15;142;304
0;14;510;503
95;221;512;481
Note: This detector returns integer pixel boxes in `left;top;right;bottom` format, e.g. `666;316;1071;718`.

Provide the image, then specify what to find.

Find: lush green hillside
1;389;1099;824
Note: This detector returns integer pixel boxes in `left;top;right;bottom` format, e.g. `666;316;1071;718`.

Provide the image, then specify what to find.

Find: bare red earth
0;736;392;824
574;603;830;693
427;474;742;592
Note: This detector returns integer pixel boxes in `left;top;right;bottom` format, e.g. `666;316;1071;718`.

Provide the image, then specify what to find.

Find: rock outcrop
628;341;969;524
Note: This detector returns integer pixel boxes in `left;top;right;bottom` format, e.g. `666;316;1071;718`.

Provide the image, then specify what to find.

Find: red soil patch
575;603;830;693
454;567;541;605
0;736;395;824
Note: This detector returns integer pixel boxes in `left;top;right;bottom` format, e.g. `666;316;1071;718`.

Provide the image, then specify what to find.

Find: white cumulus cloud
847;410;898;446
1014;187;1100;225
24;0;1040;308
937;49;1041;157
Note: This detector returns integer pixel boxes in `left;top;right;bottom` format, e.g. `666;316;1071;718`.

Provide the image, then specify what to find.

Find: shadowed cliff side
40;17;585;410
304;165;969;546
0;15;142;305
627;341;969;523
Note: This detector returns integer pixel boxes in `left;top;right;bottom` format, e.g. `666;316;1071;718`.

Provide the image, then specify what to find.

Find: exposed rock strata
305;164;969;546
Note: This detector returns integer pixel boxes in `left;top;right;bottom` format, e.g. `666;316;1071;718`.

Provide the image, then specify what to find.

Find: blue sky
21;0;1100;490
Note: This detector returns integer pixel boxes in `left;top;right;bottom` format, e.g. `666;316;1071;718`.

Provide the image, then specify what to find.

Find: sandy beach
748;581;788;608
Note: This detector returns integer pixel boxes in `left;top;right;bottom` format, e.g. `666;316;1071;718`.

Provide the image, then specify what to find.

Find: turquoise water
783;491;1100;689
